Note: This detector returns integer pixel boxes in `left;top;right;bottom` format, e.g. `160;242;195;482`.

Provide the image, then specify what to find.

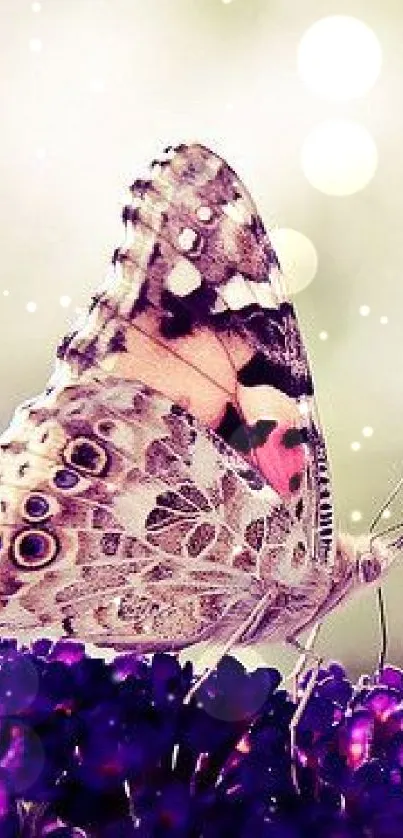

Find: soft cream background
0;0;402;679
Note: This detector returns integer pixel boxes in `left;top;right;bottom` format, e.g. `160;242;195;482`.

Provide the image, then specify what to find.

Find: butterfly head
333;533;397;597
346;534;398;589
356;545;385;586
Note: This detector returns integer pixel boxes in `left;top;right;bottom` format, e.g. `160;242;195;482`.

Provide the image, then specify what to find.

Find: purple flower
0;641;401;835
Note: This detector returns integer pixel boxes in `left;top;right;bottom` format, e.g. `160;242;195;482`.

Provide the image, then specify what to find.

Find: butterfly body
0;143;398;655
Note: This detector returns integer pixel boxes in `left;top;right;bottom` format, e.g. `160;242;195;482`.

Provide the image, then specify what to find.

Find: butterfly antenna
370;520;403;547
368;475;403;675
369;474;403;536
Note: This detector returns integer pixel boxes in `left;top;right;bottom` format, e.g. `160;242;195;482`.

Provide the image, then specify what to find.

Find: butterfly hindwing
0;375;299;647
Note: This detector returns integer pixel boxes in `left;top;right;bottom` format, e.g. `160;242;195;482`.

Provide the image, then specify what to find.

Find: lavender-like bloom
0;640;402;836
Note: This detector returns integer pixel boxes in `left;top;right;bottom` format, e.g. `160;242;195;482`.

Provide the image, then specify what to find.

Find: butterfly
0;143;400;673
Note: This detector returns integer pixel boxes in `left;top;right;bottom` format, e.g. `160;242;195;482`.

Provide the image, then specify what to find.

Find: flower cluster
0;638;402;836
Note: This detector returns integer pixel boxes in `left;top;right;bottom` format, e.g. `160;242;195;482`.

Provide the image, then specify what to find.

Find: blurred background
0;0;402;679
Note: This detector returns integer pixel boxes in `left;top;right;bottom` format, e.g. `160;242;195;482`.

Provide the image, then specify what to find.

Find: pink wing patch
252;423;306;501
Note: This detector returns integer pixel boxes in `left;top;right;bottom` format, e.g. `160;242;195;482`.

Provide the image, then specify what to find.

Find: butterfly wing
0;143;335;649
0;374;286;648
56;143;334;565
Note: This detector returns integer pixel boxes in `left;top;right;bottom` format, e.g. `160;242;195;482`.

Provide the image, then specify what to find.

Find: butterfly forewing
0;143;336;650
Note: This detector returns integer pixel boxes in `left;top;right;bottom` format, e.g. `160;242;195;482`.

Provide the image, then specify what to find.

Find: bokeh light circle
301;119;378;196
269;228;318;294
298;16;382;101
362;426;374;438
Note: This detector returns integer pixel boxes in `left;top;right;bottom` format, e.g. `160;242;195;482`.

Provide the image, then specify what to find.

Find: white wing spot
178;228;198;252
197;205;213;222
220;273;256;310
165;259;202;296
248;280;279;309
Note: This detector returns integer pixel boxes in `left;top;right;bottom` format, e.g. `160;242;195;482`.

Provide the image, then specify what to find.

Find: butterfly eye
177;227;203;257
11;528;59;570
22;494;51;523
360;555;382;584
63;437;109;477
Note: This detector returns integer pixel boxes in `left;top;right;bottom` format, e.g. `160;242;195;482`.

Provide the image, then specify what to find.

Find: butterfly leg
376;586;388;676
124;779;139;828
290;659;321;792
284;621;322;702
183;590;275;705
